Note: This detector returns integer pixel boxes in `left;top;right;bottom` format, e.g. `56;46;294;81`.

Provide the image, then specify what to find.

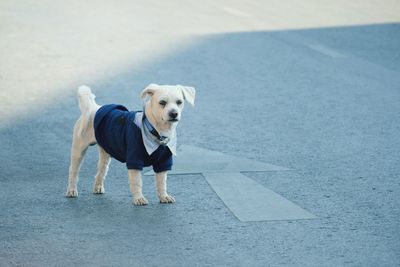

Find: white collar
134;112;177;156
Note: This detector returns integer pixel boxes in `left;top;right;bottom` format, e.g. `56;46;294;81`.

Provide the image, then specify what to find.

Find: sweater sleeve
125;119;145;170
152;148;173;173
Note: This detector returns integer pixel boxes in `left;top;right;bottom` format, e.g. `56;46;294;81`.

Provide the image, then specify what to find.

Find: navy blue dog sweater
94;104;173;172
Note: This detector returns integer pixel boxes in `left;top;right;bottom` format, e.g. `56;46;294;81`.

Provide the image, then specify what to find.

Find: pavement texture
1;1;400;266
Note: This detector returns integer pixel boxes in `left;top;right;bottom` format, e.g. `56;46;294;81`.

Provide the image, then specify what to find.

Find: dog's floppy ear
141;83;159;103
179;85;196;106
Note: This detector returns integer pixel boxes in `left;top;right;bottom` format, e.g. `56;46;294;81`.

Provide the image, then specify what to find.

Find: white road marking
204;172;317;222
145;145;316;222
172;145;292;174
307;43;346;58
144;145;291;175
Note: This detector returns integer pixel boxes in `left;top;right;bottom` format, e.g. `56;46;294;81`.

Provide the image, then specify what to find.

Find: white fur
66;84;195;205
156;171;175;203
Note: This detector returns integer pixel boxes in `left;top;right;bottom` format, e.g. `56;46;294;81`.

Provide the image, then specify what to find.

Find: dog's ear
141;83;159;103
179;85;196;106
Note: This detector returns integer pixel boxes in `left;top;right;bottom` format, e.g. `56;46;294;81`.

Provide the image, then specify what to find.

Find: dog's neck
144;106;176;139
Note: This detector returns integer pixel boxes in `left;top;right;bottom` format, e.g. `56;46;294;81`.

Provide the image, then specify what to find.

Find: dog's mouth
168;118;179;122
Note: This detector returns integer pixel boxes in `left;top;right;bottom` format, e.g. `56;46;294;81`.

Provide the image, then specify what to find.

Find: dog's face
141;84;195;132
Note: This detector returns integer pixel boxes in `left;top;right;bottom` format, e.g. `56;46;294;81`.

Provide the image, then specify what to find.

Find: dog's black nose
169;111;178;119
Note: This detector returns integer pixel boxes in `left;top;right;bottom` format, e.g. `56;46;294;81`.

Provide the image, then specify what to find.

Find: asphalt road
1;1;400;266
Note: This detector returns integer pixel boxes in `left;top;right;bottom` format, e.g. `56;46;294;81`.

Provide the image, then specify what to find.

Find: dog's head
141;84;195;133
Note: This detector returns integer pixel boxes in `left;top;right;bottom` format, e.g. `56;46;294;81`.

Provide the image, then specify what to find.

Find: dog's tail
77;85;96;113
77;85;97;136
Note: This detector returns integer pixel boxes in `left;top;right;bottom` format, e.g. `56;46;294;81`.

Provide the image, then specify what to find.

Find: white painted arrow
145;145;316;222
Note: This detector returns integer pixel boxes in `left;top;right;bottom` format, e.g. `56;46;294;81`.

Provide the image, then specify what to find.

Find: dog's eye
176;100;183;105
159;100;167;107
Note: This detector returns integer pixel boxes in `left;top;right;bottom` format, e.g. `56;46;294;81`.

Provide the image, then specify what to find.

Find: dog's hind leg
93;146;111;194
66;85;99;197
66;119;91;198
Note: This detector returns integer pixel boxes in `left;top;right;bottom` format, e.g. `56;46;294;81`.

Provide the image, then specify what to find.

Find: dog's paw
66;188;78;198
133;196;148;206
159;194;176;204
93;185;105;194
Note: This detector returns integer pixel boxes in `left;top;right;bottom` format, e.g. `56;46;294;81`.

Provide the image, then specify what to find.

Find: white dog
66;84;195;205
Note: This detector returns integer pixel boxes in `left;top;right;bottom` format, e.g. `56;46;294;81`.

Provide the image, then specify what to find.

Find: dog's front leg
128;169;148;205
155;171;176;203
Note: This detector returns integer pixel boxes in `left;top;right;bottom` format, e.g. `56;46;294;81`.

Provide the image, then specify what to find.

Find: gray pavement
1;1;400;266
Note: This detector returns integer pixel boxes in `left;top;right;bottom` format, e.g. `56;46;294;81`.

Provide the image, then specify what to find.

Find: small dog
66;84;195;205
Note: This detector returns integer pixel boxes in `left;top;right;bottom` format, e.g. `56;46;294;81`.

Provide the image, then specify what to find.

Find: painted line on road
307;43;346;58
144;145;316;222
144;145;292;175
203;172;316;222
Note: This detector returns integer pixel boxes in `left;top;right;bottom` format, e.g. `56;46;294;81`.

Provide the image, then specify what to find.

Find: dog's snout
169;110;178;119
